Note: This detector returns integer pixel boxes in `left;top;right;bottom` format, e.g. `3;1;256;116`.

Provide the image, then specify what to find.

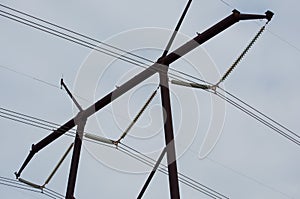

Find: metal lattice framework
14;1;273;198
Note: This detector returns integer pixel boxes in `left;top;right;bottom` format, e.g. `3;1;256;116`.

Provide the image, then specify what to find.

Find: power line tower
14;1;273;198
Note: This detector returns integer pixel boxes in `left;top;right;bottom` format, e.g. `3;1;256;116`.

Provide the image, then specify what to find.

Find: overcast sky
0;0;300;198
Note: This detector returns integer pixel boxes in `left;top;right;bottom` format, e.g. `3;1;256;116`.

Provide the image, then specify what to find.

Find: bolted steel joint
265;10;274;21
74;111;87;126
232;9;241;18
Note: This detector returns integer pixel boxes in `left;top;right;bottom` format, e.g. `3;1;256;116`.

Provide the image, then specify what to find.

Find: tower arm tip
265;10;274;21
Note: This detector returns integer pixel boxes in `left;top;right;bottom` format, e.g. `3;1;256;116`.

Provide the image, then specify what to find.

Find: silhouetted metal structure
15;3;273;198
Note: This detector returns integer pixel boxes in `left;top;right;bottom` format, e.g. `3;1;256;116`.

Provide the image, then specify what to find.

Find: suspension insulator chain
216;22;268;87
114;87;159;145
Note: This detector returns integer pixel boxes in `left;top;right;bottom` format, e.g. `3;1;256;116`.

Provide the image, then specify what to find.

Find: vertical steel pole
159;65;180;199
65;118;86;199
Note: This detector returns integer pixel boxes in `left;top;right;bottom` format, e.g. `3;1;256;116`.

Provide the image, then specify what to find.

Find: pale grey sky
0;0;299;198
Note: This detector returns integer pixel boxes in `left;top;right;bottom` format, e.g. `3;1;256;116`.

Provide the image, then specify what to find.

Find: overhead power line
120;143;229;199
170;79;300;147
219;87;300;140
118;144;228;199
0;64;59;89
218;0;235;9
0;106;228;198
2;75;297;197
0;9;148;68
0;2;297;118
0;107;77;137
168;14;299;148
1;3;293;198
0;89;299;197
0;3;154;64
7;8;274;197
1;50;298;198
0;176;64;199
0;4;210;87
214;89;300;146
